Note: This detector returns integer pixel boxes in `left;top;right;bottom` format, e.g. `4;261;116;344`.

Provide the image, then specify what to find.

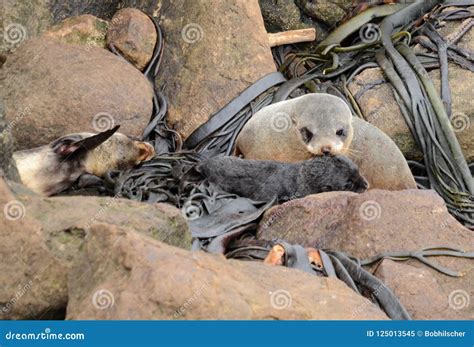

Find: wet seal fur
196;155;368;202
13;126;155;196
236;93;354;161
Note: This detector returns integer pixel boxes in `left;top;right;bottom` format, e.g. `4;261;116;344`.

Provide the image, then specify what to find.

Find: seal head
13;126;155;196
236;93;353;162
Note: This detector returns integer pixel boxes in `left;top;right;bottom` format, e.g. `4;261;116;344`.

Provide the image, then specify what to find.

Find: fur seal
196;155;368;202
235;93;353;161
13;126;155;196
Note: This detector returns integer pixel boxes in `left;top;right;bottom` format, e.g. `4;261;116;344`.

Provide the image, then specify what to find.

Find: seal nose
356;177;369;193
321;146;332;156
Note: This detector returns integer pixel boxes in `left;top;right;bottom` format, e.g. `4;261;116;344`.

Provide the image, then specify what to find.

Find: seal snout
355;175;369;193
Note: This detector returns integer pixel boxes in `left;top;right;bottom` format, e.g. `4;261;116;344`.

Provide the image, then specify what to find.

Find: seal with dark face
235;93;353;161
196;155;368;202
12;126;155;196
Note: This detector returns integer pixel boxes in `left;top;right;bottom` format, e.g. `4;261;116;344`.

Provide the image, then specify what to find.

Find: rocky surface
48;0;162;23
42;14;108;48
66;224;387;320
259;0;307;32
0;37;154;149
0;177;192;319
258;0;330;44
0;98;20;181
0;178;68;320
11;186;192;252
0;1;163;56
296;0;351;27
0;0;52;56
375;260;462;320
258;189;473;319
156;0;276;140
351;117;417;190
106;8;157;70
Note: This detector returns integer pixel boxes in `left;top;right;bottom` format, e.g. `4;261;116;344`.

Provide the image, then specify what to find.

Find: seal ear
53;125;120;158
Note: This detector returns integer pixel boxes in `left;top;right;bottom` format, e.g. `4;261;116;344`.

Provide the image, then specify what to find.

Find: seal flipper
52;125;121;159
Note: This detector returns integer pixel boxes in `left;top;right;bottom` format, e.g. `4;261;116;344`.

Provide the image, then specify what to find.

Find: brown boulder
12;190;193;252
0;37;154;150
156;0;276;139
351;117;417;190
1;177;191;319
0;178;68;319
106;8;157;70
374;259;472;320
257;189;474;319
66;224;387;320
258;189;471;256
42;14;108;48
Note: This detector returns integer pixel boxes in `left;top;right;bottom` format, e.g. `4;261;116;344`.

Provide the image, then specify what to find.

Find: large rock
374;260;466;320
0;37;154;149
42;14;108;48
351;117;417;190
66;223;387;320
156;0;276;139
0;178;68;319
106;8;157;70
0;177;191;319
257;189;474;319
10;187;192;252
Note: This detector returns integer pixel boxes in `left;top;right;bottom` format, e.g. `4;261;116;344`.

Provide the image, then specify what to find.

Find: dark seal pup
196;155;368;202
13;126;155;196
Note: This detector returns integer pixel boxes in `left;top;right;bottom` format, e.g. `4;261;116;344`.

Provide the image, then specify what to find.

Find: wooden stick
268;28;317;47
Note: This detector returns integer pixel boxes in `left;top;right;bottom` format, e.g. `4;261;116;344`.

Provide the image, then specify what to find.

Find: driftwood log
268;28;316;47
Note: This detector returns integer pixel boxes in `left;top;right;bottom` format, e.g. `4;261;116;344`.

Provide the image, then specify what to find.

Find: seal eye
345;182;354;190
299;127;313;144
336;128;346;137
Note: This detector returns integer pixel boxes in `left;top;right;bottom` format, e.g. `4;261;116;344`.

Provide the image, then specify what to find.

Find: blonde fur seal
235;93;353;162
13;126;154;196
